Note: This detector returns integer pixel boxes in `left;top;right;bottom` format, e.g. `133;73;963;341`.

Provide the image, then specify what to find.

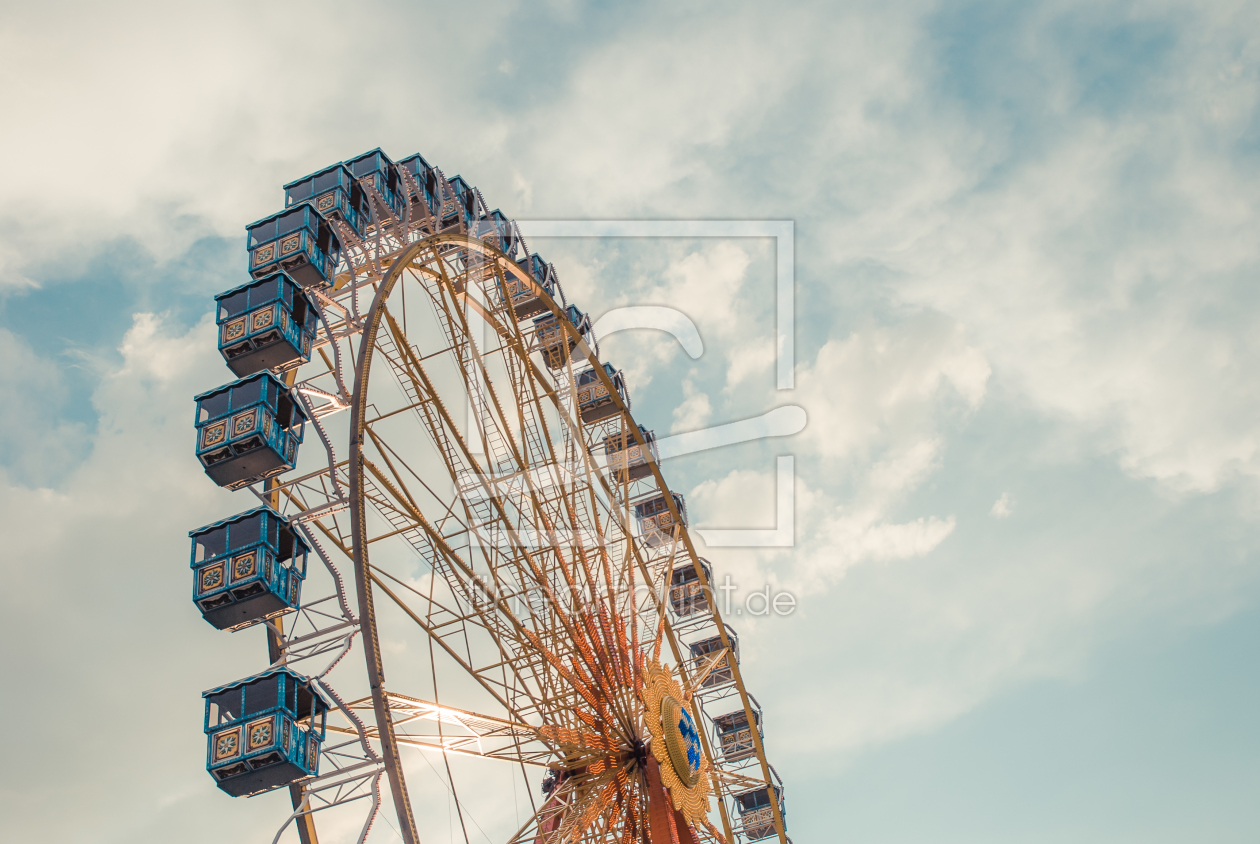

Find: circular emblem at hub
641;659;712;824
661;694;702;788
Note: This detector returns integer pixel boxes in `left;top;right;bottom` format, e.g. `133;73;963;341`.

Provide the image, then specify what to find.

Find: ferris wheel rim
345;231;583;844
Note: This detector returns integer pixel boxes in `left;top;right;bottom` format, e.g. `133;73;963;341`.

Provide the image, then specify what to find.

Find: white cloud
655;243;752;338
688;435;955;592
799;508;957;585
878;122;1260;493
801;9;1260;497
724;336;774;391
795;315;990;464
0;328;89;484
867;437;944;495
671;376;714;433
991;492;1014;518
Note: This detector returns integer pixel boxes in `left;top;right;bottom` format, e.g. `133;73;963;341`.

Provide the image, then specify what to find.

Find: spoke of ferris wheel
358;447;544;643
364;541;554;697
323;693;553;767
367;571;530;715
503;770;634;844
526;424;640;682
405;252;558;408
365;433;470;536
368;551;638;733
368;538;569;651
553;412;749;838
355;469;551;701
415;260;534;473
509;358;627;599
369;316;622;672
550;775;622;844
353;457;602;711
499;331;659;687
386;732;551;765
360;434;466;538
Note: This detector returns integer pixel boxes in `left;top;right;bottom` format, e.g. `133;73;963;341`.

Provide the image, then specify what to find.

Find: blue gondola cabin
189;506;309;631
204;667;327;797
669;558;713;617
435;182;474;231
346;148;403;220
444;175;484;225
502;254;557;319
533;305;591;370
283;162;369;238
735;784;785;840
601;425;657;483
576;364;627;424
476;209;517;256
215;272;318;377
713;701;762;762
398;152;439;218
689;626;738;689
633;491;687;547
194;371;307;490
247;204;341;290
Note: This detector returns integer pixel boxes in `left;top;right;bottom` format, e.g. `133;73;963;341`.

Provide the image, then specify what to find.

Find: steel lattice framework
201;156;789;844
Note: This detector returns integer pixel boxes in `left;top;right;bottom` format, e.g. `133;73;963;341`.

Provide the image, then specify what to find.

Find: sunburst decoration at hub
641;659;712;823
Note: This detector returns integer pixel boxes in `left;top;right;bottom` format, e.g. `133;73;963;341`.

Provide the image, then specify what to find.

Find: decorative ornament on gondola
642;659;712;825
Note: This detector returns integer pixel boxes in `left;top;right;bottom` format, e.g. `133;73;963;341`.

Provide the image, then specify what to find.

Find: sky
2;0;1260;841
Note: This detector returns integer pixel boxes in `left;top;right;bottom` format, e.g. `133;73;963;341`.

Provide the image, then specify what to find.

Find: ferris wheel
186;147;790;844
